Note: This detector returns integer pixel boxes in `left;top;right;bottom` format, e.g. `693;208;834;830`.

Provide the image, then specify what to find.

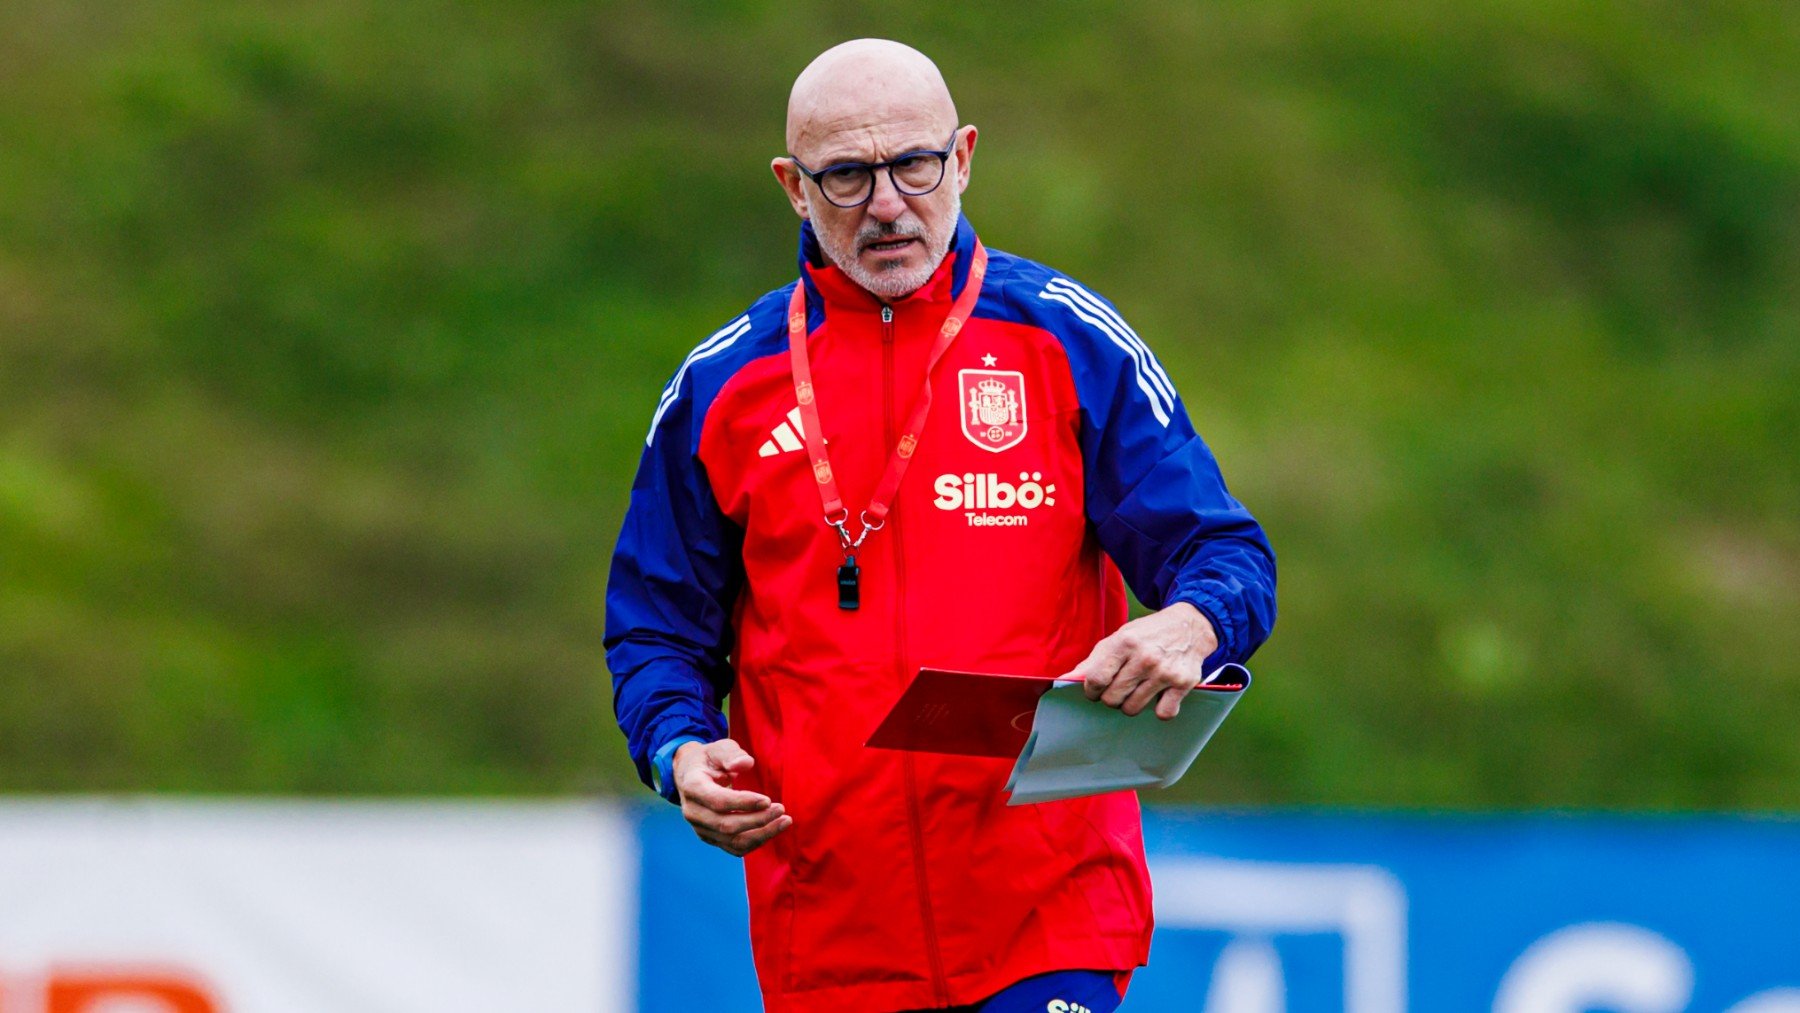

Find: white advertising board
0;799;632;1012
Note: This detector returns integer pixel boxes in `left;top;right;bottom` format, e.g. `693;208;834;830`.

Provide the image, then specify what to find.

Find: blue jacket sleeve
604;356;744;797
1040;277;1277;668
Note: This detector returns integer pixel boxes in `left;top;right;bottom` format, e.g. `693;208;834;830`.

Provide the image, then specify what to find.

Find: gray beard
809;191;961;302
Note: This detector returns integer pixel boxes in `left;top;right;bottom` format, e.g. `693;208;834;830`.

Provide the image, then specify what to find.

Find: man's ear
771;158;810;219
953;125;978;194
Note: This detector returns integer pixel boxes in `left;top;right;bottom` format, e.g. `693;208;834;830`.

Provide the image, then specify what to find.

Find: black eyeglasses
787;131;959;209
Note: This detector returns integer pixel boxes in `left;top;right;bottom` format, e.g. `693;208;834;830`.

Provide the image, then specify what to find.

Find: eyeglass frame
786;129;962;209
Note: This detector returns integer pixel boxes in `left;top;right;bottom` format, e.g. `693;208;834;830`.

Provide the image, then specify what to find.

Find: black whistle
836;557;860;610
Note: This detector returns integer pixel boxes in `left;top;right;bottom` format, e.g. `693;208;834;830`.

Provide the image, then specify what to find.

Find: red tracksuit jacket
607;215;1276;1011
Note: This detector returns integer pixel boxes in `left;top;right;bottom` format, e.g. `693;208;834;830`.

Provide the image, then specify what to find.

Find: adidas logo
758;407;826;458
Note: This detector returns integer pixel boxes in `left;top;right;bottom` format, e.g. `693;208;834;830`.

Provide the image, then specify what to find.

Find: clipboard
865;664;1252;804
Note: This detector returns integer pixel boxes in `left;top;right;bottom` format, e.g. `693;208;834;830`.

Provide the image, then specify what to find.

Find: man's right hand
672;738;793;857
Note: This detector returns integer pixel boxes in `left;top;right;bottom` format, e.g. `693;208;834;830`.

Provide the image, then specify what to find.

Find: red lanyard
786;242;988;607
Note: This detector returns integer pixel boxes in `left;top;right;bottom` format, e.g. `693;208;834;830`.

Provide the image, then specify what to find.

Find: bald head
785;39;958;160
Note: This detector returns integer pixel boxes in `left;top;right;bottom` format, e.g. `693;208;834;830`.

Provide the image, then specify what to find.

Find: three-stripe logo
645;315;751;446
1036;278;1177;427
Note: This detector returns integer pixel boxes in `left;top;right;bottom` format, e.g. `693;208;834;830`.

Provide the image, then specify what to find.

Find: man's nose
866;168;908;222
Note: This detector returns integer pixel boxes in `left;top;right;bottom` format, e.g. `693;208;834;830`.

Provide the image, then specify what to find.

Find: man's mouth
863;236;919;254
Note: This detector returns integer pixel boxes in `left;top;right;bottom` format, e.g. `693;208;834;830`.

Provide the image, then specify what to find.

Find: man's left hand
1064;602;1218;720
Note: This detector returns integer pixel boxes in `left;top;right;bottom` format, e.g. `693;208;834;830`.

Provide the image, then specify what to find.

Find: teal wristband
651;735;705;804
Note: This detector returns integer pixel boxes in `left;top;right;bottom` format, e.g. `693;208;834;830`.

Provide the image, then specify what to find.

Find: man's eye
822;166;865;184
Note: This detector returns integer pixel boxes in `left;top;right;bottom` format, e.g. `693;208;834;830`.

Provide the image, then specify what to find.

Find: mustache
857;219;925;249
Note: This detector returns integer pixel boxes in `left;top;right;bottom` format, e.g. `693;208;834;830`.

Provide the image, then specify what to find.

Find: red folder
866;665;1254;759
865;668;1059;758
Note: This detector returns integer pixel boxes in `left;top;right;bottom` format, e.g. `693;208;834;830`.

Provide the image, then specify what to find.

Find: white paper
1004;663;1250;805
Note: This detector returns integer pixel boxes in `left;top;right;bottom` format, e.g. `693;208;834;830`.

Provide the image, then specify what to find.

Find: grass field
1;2;1795;806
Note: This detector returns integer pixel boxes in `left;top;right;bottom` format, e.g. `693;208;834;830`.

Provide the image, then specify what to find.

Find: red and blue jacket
606;214;1275;1011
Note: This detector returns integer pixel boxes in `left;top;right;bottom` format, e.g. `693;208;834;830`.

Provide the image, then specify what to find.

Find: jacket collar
797;213;979;312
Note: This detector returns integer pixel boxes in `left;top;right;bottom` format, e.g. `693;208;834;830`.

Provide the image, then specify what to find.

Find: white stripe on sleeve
1038;286;1173;427
644;315;751;446
1043;278;1178;404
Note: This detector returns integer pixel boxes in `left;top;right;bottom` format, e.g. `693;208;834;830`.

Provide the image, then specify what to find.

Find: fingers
683;784;789;857
1118;667;1165;716
724;813;794;855
1091;638;1201;717
694;811;794;857
709;738;755;776
689;801;786;837
680;774;771;814
1073;636;1130;701
1154;685;1191;721
1102;652;1156;708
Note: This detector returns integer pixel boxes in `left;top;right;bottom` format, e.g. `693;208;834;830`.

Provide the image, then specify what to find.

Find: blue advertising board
637;806;1800;1011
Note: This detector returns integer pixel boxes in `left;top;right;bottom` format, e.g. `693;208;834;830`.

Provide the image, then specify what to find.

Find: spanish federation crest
957;368;1027;453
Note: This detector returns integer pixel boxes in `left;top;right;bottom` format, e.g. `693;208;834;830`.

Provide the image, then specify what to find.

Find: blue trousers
900;969;1126;1013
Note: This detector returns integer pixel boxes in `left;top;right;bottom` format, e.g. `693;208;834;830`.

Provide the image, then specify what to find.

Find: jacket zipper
884;303;949;1003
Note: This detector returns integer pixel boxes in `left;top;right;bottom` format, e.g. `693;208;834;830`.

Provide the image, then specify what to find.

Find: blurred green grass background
1;2;1795;806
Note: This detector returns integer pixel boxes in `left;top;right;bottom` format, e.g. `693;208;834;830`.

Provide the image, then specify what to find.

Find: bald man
607;39;1276;1011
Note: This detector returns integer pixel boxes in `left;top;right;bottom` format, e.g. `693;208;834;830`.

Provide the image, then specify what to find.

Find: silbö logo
933;471;1057;527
